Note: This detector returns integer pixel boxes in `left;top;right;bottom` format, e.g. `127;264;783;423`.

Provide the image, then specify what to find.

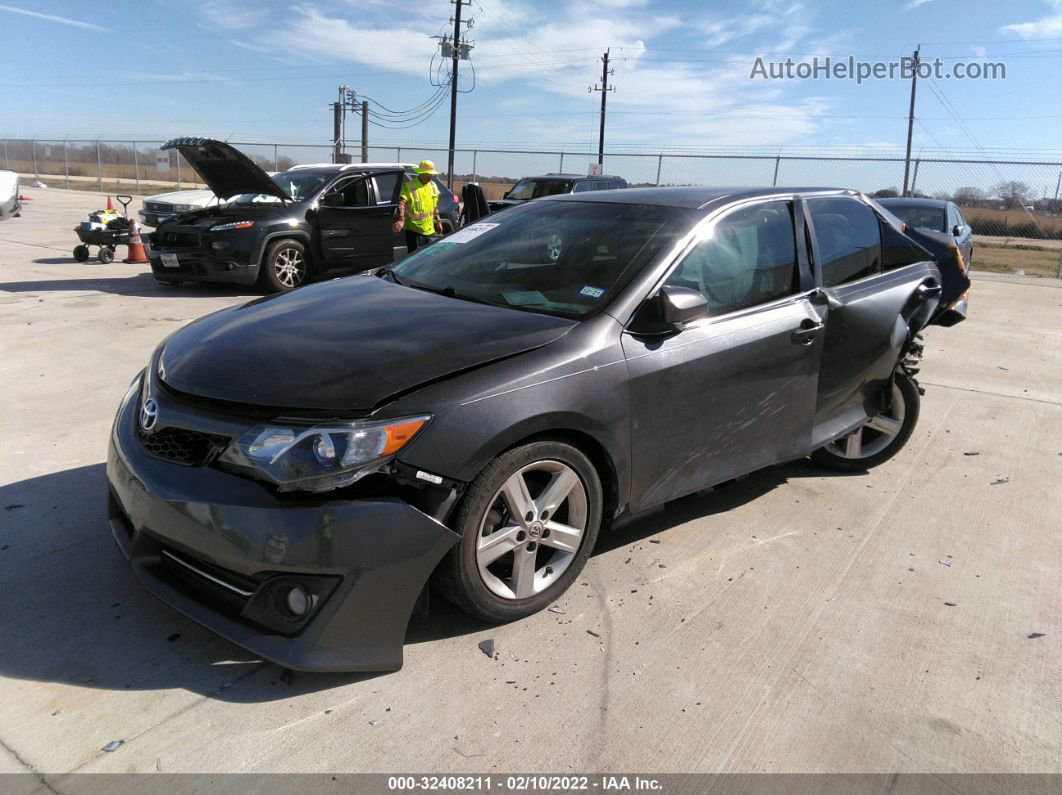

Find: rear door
805;195;941;447
623;198;825;511
316;170;404;269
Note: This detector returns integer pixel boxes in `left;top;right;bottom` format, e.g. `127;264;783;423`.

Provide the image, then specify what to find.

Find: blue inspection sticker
579;285;606;299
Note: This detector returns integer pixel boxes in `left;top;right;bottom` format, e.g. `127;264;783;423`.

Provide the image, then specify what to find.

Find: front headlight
172;204;196;212
211;220;255;231
217;414;431;493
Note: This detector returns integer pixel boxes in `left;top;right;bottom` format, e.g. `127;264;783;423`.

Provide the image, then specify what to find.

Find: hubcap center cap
528;521;544;539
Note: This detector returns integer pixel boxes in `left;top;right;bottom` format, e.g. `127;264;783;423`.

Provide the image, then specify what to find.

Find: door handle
916;283;942;299
791;320;824;344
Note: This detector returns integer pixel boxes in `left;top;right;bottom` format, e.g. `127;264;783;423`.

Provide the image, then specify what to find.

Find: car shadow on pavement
0;269;257;298
0;459;864;701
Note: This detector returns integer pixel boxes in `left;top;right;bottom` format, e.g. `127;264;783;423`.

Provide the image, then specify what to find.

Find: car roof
543;186;853;210
285;162;417;174
876;197;951;208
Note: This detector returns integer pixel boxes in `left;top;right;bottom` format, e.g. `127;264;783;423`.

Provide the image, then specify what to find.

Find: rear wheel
98;247;115;264
435;440;603;623
260;239;308;292
811;372;920;471
73;245;89;262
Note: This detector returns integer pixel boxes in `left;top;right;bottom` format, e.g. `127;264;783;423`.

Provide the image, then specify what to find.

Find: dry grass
972;243;1061;278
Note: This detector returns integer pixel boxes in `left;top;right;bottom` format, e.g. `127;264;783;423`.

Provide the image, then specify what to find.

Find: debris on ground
4;504;23;511
101;740;123;753
938;560;952;567
990;477;1010;485
547;605;565;614
478;638;495;658
369;719;382;727
1028;632;1045;639
963;451;980;456
944;601;957;607
586;629;601;638
648;539;661;544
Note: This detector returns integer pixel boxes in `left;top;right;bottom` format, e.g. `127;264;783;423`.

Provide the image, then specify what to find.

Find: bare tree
872;187;900;198
952;186;986;206
993;181;1034;209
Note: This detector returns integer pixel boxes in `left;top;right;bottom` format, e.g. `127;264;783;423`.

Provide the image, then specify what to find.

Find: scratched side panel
622;297;822;512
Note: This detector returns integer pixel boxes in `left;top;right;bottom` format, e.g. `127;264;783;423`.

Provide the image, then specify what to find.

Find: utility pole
902;46;920;197
332;101;342;163
590;50;615;167
445;0;473;189
361;100;369;163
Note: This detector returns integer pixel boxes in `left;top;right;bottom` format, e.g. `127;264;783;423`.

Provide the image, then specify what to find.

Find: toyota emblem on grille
140;398;159;432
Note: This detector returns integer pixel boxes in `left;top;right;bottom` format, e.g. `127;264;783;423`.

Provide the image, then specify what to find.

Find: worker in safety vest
393;160;443;252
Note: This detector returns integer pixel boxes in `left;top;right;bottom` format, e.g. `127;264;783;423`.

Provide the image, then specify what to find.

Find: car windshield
232;171;330;204
391;200;694;319
882;203;947;232
507;179;574;201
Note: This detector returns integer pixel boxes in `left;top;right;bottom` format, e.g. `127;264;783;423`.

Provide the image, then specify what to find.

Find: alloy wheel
826;382;906;460
476;460;588;600
273;247;305;288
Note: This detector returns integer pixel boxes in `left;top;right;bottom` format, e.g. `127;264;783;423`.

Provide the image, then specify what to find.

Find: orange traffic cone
106;195;115;211
124;220;150;264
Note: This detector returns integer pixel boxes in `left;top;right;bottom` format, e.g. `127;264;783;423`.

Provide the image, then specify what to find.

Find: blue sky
1;0;1061;158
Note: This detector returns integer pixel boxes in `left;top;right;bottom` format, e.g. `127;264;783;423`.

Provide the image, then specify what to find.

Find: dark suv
487;172;627;213
148;138;459;291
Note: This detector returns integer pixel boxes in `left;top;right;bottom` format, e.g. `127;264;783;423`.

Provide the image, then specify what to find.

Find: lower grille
155;231;200;248
157;548;258;614
138;425;229;466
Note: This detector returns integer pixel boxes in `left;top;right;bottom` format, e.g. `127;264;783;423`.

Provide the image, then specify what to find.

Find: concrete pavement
0;188;1058;775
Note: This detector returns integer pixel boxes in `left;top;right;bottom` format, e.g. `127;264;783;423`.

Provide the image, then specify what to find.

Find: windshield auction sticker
444;222;500;244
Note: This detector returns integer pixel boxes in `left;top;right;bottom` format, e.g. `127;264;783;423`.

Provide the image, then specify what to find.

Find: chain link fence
5;137;1061;274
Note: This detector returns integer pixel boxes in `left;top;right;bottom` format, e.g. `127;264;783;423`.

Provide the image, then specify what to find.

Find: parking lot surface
1;189;1059;774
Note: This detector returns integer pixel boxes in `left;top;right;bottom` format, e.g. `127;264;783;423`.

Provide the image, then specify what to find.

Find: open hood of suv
161;137;290;202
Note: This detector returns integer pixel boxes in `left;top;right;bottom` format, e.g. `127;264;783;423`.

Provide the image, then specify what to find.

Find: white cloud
1001;14;1062;37
0;3;108;32
904;0;936;9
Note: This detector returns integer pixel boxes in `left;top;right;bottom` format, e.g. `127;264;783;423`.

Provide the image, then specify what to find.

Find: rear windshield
392;200;694;319
232;171;330;204
507;179;574;201
880;203;947;233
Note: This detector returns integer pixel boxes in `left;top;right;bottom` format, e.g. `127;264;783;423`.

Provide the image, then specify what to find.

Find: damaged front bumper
106;385;459;672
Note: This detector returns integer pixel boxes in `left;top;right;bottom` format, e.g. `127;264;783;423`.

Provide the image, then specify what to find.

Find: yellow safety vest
400;178;439;235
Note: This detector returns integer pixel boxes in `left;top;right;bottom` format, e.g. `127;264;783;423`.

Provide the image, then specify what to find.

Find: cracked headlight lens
217;415;431;492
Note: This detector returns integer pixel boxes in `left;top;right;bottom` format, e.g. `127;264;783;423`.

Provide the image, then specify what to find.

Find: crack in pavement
920;380;1062;407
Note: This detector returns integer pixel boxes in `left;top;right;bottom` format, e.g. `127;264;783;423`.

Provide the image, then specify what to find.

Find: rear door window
665;200;798;316
808;197;882;286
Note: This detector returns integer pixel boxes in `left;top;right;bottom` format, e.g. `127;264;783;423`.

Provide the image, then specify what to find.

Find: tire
98;247;115;264
811;371;921;471
73;245;89;262
435;440;604;623
260;239;308;292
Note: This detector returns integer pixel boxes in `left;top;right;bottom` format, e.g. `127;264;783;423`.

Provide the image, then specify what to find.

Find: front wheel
811;371;920;471
260;239;308;292
73;245;89;262
434;440;603;623
98;247;115;264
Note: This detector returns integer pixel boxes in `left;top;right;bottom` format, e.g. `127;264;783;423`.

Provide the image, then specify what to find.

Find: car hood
158;276;577;412
161;137;289;202
159;200;296;228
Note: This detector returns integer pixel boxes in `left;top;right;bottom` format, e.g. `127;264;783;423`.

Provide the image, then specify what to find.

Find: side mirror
503;189;511;199
630;285;708;334
952;224;962;236
322;191;343;207
660;285;709;328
